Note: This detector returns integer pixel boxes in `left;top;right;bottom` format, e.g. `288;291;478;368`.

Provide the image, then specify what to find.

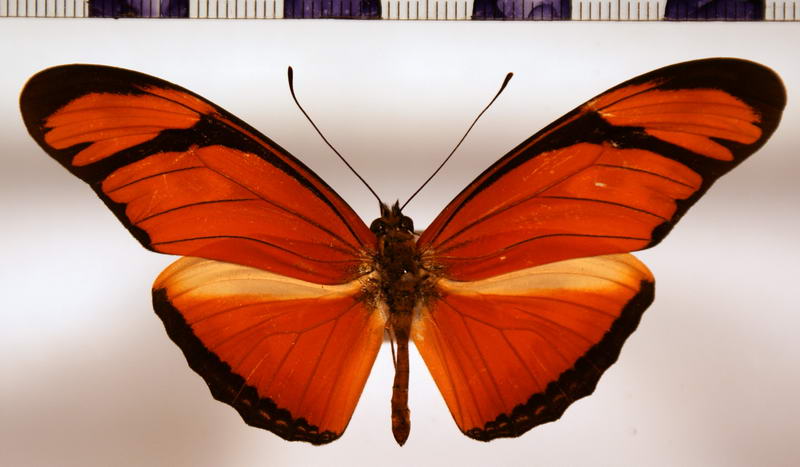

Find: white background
1;19;798;467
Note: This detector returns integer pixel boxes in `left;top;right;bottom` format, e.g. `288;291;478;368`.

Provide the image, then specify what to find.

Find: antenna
400;72;514;211
287;67;382;205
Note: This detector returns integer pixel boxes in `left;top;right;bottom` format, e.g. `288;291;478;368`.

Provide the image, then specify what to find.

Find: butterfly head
370;202;414;237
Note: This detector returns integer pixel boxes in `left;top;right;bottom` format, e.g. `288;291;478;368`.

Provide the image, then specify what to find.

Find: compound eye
400;216;414;232
370;219;387;234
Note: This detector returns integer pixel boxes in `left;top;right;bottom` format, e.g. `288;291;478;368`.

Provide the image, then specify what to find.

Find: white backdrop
1;19;798;467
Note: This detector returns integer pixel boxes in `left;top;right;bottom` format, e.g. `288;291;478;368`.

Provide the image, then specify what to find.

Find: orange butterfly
20;59;785;445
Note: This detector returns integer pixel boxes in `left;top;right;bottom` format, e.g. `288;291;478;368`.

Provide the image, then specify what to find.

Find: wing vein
433;154;604;250
152;235;366;266
319;304;372;429
595;163;697;189
444;300;507;413
197;161;364;256
296;312;342;415
105;166;205;193
538;195;668;221
436;232;649;259
135;198;262;224
430;304;484;428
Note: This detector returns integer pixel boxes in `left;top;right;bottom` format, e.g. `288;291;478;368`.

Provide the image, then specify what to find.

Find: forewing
412;254;653;440
418;58;785;281
20;64;375;284
153;256;386;444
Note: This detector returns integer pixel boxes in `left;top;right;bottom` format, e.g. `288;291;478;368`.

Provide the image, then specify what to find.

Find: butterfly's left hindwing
153;258;385;444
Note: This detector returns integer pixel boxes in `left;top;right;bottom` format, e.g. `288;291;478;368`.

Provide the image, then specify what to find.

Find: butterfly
19;58;785;445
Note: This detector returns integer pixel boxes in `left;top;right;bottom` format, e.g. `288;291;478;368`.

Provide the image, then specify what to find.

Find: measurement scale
1;0;797;19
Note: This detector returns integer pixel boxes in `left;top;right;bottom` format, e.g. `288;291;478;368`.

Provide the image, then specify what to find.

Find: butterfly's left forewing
414;58;785;440
21;65;376;285
20;65;383;444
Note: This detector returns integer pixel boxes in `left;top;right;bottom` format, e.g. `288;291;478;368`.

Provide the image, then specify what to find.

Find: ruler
1;0;797;20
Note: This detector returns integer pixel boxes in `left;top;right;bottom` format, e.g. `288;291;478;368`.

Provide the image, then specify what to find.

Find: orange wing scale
153;257;386;443
101;144;368;284
422;143;702;280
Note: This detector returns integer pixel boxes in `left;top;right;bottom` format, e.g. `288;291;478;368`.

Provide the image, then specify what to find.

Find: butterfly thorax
369;202;422;315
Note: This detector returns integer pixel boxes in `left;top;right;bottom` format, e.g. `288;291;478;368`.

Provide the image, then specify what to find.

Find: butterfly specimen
19;59;785;445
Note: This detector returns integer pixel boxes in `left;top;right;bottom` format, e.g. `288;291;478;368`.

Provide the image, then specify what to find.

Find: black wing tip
595;58;786;122
634;57;786;114
464;279;655;442
626;57;786;250
20;64;167;150
24;63;154;83
152;287;342;445
21;64;136;102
